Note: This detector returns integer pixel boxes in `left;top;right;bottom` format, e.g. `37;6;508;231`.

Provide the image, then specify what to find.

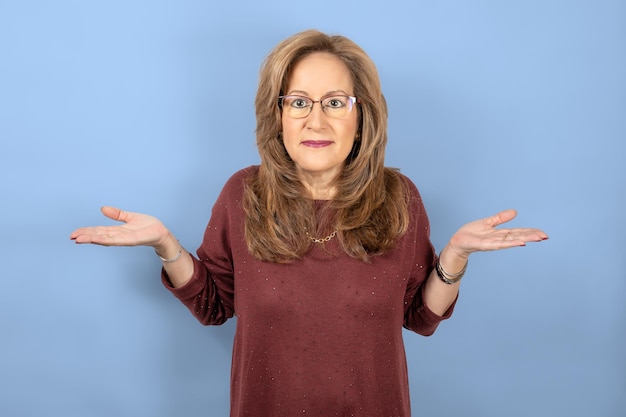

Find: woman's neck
298;172;337;200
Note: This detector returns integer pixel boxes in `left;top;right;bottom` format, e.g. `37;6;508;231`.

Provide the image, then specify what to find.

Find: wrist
154;233;182;261
446;233;471;260
435;258;467;284
437;245;469;284
439;245;469;264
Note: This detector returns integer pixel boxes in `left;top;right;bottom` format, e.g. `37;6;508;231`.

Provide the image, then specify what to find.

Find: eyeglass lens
280;95;356;119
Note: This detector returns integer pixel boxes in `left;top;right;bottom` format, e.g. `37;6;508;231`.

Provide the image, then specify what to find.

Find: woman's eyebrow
287;89;350;97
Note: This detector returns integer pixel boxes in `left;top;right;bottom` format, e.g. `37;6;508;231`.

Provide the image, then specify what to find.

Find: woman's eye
292;99;308;108
326;97;346;108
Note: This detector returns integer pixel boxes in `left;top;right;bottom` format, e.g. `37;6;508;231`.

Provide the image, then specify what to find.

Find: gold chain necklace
305;228;338;244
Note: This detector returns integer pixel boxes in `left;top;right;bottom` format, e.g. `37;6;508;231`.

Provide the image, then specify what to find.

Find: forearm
422;245;466;316
154;232;195;288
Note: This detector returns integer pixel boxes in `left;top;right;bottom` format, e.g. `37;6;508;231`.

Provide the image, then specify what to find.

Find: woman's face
281;52;359;187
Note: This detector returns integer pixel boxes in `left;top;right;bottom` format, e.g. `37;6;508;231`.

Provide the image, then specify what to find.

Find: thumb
487;209;517;227
100;206;128;223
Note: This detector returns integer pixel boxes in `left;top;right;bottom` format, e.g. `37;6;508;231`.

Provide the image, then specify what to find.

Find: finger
70;226;98;241
100;206;129;223
492;239;528;250
486;209;518;227
70;226;115;244
72;233;110;245
506;228;549;242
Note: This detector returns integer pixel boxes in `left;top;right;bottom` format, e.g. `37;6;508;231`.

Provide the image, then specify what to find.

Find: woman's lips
301;140;333;148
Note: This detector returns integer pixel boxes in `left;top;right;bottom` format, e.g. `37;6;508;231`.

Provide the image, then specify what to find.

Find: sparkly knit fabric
162;166;456;416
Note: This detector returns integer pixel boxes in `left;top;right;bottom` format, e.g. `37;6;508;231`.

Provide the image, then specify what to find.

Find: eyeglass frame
277;94;360;119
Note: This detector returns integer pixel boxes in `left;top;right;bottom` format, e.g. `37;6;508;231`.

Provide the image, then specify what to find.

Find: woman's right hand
70;206;170;249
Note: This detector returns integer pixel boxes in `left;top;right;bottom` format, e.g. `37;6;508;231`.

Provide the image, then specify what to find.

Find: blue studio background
1;1;624;416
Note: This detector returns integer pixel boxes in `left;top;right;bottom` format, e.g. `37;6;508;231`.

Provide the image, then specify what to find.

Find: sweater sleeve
401;178;457;336
161;168;253;325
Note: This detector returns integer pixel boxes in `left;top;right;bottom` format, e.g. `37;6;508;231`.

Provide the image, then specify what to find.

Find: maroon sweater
163;166;455;416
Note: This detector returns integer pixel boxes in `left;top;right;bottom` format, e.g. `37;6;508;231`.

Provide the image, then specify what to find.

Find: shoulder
210;166;259;211
387;169;429;226
226;165;259;185
219;165;259;196
384;168;423;202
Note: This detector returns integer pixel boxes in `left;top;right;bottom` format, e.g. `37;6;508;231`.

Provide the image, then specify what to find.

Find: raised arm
423;209;549;315
70;206;193;288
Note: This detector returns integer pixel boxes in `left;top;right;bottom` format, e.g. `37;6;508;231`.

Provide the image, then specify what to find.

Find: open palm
448;209;548;258
70;206;169;248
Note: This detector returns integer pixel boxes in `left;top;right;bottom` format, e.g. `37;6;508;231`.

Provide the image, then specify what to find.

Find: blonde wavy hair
243;29;410;263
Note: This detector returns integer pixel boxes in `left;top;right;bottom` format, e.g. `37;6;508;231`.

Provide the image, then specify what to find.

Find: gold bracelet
435;259;467;285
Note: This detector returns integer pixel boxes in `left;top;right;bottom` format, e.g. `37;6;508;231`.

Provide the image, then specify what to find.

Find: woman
71;30;548;416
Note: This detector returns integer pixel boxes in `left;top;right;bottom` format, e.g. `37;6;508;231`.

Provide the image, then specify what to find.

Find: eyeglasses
278;95;359;119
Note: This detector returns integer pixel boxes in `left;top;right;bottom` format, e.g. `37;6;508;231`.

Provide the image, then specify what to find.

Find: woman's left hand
447;209;548;259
